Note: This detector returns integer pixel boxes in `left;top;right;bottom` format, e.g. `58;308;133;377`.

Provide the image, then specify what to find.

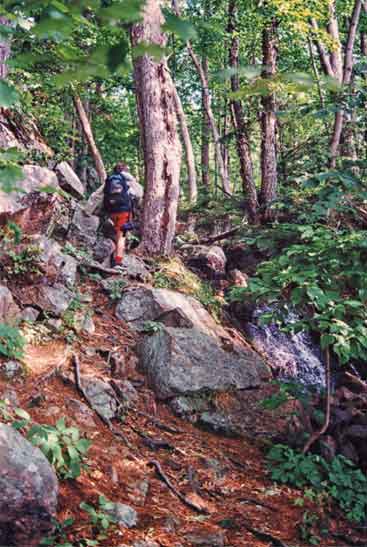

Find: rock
185;245;227;279
0;388;19;407
82;377;118;421
127;479;149;506
244;306;325;387
138;325;269;401
21;307;40;322
55;161;85;198
199;412;238;437
120;255;151;281
0;423;58;547
47;318;63;331
105;502;138;528
67;399;95;428
228;269;248;287
74;312;95;335
0;360;23;380
0;285;20;325
184;531;225;546
37;284;74;316
67;205;99;248
34;236;77;287
116;287;225;338
93;237;115;267
0;165;59;217
113;380;138;407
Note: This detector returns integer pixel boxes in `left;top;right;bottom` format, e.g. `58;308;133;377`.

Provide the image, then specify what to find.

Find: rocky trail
0;164;366;547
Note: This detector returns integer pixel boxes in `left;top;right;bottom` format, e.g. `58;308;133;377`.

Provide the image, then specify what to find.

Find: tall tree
228;0;258;222
260;17;278;221
172;85;197;204
172;0;231;195
131;0;182;256
201;56;210;189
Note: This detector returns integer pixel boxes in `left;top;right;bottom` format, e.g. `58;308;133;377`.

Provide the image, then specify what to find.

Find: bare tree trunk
327;1;343;83
329;0;362;167
131;0;181;256
0;17;11;79
73;95;106;186
201;57;210;189
172;0;231;195
228;0;258;222
260;18;278;222
172;85;197;204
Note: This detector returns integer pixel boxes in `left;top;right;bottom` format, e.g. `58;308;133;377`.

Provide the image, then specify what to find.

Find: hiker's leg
115;229;126;264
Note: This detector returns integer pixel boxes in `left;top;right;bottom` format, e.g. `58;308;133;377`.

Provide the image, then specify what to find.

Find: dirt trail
0;284;363;547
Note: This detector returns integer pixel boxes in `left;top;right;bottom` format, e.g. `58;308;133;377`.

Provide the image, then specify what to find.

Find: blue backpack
103;173;132;213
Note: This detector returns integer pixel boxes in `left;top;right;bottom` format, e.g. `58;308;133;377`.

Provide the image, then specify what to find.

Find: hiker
103;162;135;268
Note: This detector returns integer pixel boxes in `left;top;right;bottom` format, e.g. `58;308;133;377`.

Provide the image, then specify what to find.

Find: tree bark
201;57;210;188
329;0;362;167
131;0;181;256
172;85;197;204
327;1;343;84
260;18;278;221
0;17;11;79
73;94;106;185
228;0;258;223
172;0;231;195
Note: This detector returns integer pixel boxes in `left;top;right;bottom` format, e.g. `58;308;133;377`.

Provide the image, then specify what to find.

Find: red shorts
110;212;131;233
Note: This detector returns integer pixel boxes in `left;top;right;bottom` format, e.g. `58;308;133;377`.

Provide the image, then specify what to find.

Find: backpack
103;173;132;213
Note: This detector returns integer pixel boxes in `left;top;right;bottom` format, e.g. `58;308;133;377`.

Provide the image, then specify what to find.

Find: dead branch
345;371;367;392
198;226;240;245
302;347;331;454
148;459;208;514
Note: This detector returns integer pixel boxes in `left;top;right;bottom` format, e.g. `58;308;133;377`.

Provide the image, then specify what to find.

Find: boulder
34;236;77;287
55;161;85;199
118;255;151;281
82;377;118;421
37;284;74;316
105;502;138;528
93;237;115;267
67;204;99;248
116;287;225;338
185;245;227;278
0;285;20;325
21;307;40;322
138;325;269;401
0;423;58;547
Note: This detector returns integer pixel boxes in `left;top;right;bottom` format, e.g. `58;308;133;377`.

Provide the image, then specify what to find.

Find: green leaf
163;12;197;41
0;81;18;108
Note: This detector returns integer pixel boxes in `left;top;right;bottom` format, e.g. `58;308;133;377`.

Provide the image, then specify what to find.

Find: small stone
105;502;138;528
0;360;23;380
184;531;225;546
67;398;95;428
82;377;118;421
0;388;19;407
127;479;149;506
21;307;40;322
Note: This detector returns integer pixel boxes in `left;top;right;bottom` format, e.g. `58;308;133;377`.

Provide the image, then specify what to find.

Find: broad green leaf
0;81;18;108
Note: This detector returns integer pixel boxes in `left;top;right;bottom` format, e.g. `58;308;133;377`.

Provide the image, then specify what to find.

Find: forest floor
1;281;366;547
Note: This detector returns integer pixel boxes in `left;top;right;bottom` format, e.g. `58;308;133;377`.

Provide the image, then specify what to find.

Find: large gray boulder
34;236;77;287
67;204;99;248
0;423;58;547
139;325;269;400
37;284;74;316
0;165;59;216
0;285;20;325
55;161;85;199
185;245;227;278
116;287;225;337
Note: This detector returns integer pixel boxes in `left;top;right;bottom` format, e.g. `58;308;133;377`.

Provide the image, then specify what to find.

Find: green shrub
267;444;367;523
0;323;25;359
229;224;367;364
28;417;91;479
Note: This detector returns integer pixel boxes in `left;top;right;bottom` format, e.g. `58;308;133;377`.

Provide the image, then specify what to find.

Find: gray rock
47;318;63;331
116;287;225;338
55;161;85;199
120;255;151;281
105;502;138;528
0;360;23;380
184;531;225;546
0;388;19;407
132;542;159;547
38;284;74;317
68;205;99;247
0;165;59;216
0;423;58;547
74;312;95;335
82;377;118;421
21;307;40;322
93;237;115;267
34;235;77;287
67;398;95;428
0;285;20;325
113;380;138;407
138;325;269;400
185;244;227;277
199;412;238;437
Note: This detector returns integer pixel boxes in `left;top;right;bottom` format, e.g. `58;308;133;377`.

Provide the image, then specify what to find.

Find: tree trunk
201;57;210;188
0;17;11;79
329;0;362;167
73;94;106;184
172;0;231;195
228;0;258;223
327;1;343;84
260;18;278;221
172;85;197;204
131;0;181;256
